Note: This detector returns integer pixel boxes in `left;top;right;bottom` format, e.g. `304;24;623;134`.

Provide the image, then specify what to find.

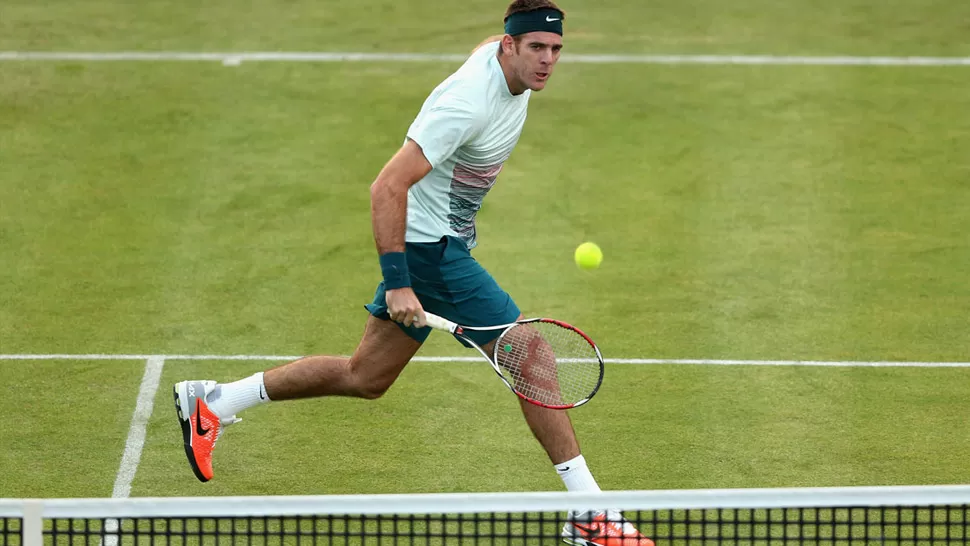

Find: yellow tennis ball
574;242;603;270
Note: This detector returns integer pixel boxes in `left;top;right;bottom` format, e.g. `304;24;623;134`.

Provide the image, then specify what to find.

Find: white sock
555;454;601;493
206;372;269;418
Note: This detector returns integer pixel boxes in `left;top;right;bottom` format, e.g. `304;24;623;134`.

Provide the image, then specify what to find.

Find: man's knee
356;384;390;400
345;356;400;399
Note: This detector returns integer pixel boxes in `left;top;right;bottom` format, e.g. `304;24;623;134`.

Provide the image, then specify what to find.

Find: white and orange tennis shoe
173;380;239;482
562;510;655;546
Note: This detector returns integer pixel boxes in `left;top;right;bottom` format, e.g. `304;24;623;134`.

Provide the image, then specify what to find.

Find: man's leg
482;332;581;465
175;316;422;481
483;325;601;493
262;315;422;401
444;248;598;487
483;330;653;545
516;399;581;462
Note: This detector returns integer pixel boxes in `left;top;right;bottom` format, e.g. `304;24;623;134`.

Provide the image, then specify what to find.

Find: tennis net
2;485;969;545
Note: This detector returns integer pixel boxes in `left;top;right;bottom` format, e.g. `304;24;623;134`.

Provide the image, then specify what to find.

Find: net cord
4;485;970;520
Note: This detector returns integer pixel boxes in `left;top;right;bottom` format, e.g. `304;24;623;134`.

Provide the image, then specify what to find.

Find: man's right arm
370;139;433;327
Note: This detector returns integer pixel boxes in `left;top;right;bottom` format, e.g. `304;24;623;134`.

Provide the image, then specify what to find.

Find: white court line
110;356;165;498
0;51;969;66
1;354;969;367
100;356;164;546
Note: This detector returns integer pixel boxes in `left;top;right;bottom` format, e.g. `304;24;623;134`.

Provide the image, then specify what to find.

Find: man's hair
504;0;565;21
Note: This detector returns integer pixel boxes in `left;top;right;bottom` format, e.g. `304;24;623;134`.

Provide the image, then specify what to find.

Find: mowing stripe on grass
111;356;165;499
0;51;969;66
1;354;969;367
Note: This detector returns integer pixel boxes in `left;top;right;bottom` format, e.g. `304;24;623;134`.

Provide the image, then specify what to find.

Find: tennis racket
424;312;605;409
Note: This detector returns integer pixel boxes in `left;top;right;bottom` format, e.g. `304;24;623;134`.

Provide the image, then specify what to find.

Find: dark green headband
504;8;564;37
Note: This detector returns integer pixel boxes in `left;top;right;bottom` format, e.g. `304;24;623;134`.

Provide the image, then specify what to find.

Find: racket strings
494;321;601;407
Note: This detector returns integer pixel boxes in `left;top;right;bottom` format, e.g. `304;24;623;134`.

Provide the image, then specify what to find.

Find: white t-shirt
405;42;530;249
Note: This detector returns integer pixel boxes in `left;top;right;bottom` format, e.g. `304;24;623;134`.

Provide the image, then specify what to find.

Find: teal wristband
379;252;411;290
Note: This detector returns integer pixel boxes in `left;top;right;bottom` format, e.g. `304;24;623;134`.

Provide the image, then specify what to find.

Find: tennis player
174;1;651;544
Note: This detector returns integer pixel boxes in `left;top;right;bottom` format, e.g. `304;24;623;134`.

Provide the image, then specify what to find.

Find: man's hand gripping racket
424;313;605;409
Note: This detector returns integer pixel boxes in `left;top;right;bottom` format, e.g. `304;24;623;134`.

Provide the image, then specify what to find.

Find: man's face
506;31;563;92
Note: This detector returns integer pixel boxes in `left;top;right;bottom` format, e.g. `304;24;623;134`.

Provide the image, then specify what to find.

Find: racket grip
424;312;458;333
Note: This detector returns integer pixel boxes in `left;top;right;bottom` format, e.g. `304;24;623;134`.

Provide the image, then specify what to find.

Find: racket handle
424;312;459;333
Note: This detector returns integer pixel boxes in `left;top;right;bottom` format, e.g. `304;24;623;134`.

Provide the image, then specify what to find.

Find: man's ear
500;34;517;55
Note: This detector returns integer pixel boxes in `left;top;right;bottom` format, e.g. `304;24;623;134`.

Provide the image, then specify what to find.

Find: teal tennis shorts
365;236;520;346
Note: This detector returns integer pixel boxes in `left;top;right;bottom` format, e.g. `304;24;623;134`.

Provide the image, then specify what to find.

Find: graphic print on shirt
448;162;504;247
